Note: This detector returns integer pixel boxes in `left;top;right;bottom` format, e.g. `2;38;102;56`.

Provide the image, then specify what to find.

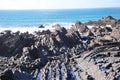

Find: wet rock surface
0;16;120;80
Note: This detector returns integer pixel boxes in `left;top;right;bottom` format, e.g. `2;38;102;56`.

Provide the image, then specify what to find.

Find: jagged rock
87;75;95;80
102;35;113;41
82;30;94;37
76;24;89;33
13;70;33;80
116;20;120;28
103;16;116;20
70;21;89;33
85;21;96;25
0;32;35;57
111;28;120;39
105;27;112;32
0;16;120;80
99;16;117;26
35;30;51;35
86;16;117;27
52;24;61;28
53;24;67;34
75;21;82;27
0;69;14;80
38;25;45;28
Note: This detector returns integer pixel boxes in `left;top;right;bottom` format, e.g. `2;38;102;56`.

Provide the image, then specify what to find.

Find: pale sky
0;0;120;10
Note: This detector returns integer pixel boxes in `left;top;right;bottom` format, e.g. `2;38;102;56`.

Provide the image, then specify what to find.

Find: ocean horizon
0;8;120;28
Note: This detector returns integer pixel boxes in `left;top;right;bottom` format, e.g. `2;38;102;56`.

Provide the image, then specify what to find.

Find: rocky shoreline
0;16;120;80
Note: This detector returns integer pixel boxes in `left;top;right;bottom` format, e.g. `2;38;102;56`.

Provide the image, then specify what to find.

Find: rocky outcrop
116;19;120;28
98;16;117;26
86;16;117;27
38;25;45;28
111;28;120;41
0;31;35;57
70;21;89;33
0;69;14;80
0;16;120;80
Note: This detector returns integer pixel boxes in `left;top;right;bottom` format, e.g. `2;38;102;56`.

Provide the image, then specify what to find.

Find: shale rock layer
0;16;120;80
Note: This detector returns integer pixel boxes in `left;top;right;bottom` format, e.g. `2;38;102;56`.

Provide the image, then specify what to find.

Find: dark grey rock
0;16;120;80
38;25;45;28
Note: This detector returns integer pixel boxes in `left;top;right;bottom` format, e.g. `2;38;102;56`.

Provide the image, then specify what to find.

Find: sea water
0;8;120;29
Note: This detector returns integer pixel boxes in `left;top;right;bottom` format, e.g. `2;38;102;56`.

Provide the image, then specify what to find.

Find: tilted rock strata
0;16;120;80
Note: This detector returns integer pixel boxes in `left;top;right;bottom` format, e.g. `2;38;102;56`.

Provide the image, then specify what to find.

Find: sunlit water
0;8;120;28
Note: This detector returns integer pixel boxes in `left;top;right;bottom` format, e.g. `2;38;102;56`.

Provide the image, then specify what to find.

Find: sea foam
0;22;74;33
0;27;54;33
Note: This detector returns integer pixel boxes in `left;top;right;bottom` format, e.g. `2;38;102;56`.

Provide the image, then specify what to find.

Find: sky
0;0;120;10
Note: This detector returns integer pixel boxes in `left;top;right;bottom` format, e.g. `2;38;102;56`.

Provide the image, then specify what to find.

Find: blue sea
0;8;120;28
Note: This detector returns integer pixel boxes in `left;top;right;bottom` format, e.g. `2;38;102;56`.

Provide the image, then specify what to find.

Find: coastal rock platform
0;16;120;80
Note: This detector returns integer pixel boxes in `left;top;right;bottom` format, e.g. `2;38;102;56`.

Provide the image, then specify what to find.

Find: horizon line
0;7;120;10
